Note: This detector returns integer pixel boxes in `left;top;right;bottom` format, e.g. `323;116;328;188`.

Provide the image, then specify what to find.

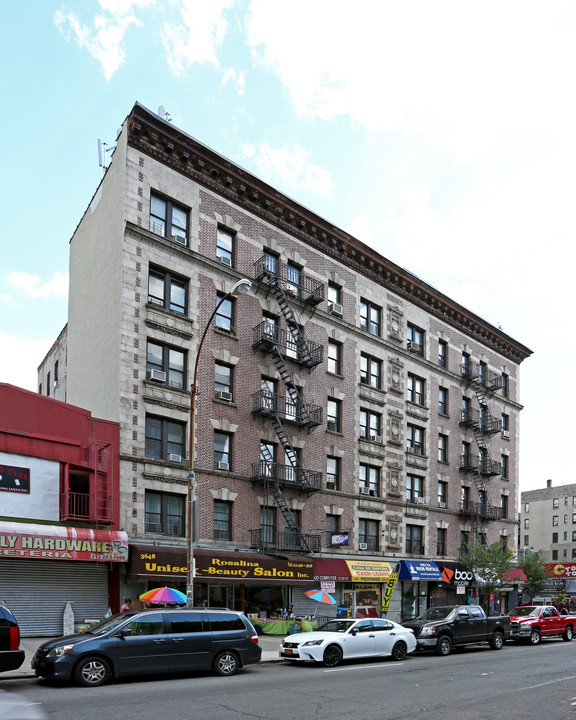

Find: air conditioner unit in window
328;302;343;317
147;369;167;382
172;234;186;244
370;435;383;443
327;420;338;432
407;445;415;453
217;461;230;471
148;297;164;306
360;487;371;495
216;390;233;402
219;255;232;266
438;501;446;508
408;342;421;353
359;543;368;551
169;453;182;462
326;481;336;490
417;497;426;504
502;430;510;438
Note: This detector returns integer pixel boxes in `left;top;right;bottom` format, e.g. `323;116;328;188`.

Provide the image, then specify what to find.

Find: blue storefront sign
399;560;443;582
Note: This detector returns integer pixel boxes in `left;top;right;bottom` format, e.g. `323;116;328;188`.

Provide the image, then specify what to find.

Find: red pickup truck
508;605;576;644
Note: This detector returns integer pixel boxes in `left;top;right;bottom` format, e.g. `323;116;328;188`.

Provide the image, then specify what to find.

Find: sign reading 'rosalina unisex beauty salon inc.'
196;556;314;580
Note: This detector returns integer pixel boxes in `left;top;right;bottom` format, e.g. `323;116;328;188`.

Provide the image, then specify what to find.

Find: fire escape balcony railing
251;460;323;491
252;390;323;429
249;529;322;554
459;454;501;476
461;361;502;392
459;408;501;436
253;256;325;306
63;492;91;520
252;322;323;369
459;500;503;521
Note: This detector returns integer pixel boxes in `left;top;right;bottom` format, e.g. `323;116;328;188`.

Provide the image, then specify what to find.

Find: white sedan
279;618;416;667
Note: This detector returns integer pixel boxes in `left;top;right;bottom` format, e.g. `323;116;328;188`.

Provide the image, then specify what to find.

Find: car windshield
316;620;356;633
414;607;457;622
508;607;540;617
82;613;134;636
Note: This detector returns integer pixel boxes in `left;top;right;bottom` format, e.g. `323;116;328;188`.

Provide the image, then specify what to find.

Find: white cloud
7;272;69;299
162;0;232;76
221;67;246;95
54;0;153;80
241;142;334;197
0;333;54;392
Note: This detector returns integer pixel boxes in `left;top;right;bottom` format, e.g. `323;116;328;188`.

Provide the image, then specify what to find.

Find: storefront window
355;585;380;617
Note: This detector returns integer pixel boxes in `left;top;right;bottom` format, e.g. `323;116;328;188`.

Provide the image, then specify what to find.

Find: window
285;325;302;360
438;340;447;368
501;455;509;479
359;519;379;551
326;456;340;490
148;267;187;314
215;363;233;399
438;434;448;463
407;374;425;405
360;409;381;441
525;502;530;513
328;283;341;305
327;341;342;375
150;193;188;244
572;531;576;542
460;530;469;554
461;396;471;422
260;506;276;544
326;514;339;546
437;528;447;556
406;474;424;503
552;550;558;561
46;372;51;397
406;524;424;554
553;515;559;526
54;361;59;386
524;518;529;529
216;227;234;266
438;481;447;506
214;432;231;470
263;250;279;275
478;533;487;546
260;442;275;477
501;373;509;397
284;509;302;547
407;324;424;356
145;415;185;460
261;377;276;412
360;299;381;336
479;361;488;386
361;354;382;389
552;532;558;543
327;398;341;432
502;413;509;436
214;500;232;540
407;424;424;455
286;264;301;297
501;495;508;518
145;491;184;536
461;352;470;375
147;341;186;389
360;464;379;496
553;498;559;508
524;535;529;546
216;292;234;332
462;486;470;507
438;387;448;415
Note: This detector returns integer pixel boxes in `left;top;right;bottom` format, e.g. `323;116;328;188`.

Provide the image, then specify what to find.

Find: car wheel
391;641;408;661
562;625;573;642
490;631;504;650
435;635;452;656
529;629;541;645
322;644;343;667
74;656;111;687
213;650;239;676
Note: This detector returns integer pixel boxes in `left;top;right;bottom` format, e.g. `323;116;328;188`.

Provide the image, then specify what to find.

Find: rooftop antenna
97;138;116;172
158;105;172;123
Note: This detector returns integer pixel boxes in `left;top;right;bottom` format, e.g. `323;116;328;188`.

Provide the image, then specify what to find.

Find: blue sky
2;0;575;492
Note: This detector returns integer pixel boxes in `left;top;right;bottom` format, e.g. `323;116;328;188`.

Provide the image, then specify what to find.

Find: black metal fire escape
459;361;503;538
250;256;324;554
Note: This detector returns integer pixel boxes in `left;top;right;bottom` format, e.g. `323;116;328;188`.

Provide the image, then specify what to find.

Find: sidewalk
1;633;284;680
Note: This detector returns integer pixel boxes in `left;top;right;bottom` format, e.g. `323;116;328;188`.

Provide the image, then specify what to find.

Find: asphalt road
3;639;576;720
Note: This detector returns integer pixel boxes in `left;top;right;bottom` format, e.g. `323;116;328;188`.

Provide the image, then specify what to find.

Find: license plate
284;648;293;655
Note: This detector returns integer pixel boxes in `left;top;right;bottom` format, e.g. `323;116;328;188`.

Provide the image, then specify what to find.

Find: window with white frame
214;431;232;470
215;363;233;399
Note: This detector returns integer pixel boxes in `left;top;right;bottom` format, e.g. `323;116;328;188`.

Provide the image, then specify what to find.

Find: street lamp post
186;278;252;606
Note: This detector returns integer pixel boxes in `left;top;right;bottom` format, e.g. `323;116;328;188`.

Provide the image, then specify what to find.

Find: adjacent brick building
39;102;532;621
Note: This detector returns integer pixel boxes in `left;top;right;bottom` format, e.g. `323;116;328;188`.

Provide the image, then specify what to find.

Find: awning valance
399;560;443;581
345;560;394;582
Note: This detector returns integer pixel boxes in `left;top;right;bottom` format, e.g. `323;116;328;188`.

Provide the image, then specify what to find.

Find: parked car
402;605;510;656
32;608;261;687
508;605;575;644
0;603;25;673
279;618;416;667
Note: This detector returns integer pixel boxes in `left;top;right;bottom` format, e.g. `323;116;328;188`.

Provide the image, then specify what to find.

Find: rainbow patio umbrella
139;586;187;606
304;589;336;617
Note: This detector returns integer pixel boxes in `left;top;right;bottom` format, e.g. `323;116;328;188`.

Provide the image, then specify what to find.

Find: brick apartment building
39;102;531;621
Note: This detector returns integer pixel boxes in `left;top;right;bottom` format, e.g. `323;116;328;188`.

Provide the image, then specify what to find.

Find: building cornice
126;103;532;365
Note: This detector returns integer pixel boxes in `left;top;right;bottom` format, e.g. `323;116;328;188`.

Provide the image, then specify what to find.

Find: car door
540;608;560;636
371;619;398;655
114;612;171;676
344;620;376;658
453;607;476;644
166;611;213;671
467;606;488;642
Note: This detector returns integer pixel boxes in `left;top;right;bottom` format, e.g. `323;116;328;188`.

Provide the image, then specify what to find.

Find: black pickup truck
402;605;511;656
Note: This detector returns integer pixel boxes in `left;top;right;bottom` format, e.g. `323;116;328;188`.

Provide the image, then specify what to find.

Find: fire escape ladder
272;483;311;553
268;276;316;368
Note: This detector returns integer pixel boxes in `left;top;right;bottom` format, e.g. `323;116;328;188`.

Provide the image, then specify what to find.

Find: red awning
313;559;351;581
503;568;527;583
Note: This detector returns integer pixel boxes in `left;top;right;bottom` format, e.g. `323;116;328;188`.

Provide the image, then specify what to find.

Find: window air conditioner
219;255;232;266
326;481;336;490
169;453;182;463
359;543;368;551
216;390;233;402
147;369;167;382
408;342;421;353
360;487;371;495
172;234;186;244
407;445;415;453
217;461;230;471
148;297;164;306
502;430;510;438
438;501;446;508
417;497;426;504
370;435;383;443
328;302;343;317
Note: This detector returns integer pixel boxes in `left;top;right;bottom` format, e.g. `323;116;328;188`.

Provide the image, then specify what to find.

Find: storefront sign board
345;560;393;582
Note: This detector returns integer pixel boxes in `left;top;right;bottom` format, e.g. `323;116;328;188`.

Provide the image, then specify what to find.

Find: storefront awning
313;559;351;582
399;560;443;582
345;560;394;582
0;521;128;562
